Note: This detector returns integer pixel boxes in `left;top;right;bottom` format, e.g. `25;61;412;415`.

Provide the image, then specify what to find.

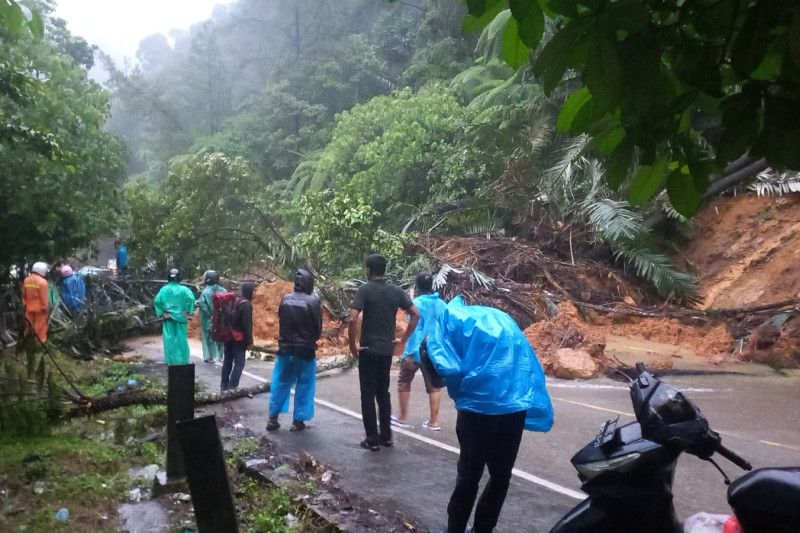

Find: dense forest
5;0;800;303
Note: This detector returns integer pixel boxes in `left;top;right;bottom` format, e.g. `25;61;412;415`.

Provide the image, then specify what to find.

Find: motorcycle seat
728;467;800;533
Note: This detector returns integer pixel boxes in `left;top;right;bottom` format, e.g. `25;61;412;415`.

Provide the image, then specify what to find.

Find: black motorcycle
551;363;800;533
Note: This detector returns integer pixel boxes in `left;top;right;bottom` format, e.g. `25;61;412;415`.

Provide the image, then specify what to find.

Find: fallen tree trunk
67;355;354;417
67;382;270;417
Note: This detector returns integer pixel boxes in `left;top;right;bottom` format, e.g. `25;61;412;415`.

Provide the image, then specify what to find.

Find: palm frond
581;198;647;241
475;10;512;63
613;244;699;304
433;263;463;291
749;169;800;196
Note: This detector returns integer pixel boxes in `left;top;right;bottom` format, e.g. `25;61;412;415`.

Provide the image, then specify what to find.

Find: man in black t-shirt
348;254;420;451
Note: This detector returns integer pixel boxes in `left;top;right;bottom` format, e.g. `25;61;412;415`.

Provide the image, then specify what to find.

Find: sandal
423;420;442;432
266;419;280;431
290;420;306;432
390;415;411;429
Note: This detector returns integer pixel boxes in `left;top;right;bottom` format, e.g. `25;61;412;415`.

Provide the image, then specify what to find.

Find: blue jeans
221;342;246;390
269;354;316;422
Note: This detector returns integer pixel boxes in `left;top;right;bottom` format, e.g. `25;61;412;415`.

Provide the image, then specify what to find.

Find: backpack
211;291;239;342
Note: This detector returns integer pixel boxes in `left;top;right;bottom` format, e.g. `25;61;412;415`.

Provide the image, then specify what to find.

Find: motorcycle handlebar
715;442;753;471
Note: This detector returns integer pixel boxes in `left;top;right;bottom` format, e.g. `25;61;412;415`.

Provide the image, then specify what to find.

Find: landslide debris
679;194;800;309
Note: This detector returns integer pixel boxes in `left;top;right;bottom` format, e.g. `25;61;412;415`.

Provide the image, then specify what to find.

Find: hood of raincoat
403;292;446;363
241;281;255;301
426;296;554;432
294;269;314;294
204;270;219;285
60;265;74;277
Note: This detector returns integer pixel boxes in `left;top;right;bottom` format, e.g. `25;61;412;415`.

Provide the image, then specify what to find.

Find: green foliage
290;84;467;210
580;197;698;303
294;189;406;270
0;344;61;437
463;0;800;216
127;151;288;275
0;4;125;274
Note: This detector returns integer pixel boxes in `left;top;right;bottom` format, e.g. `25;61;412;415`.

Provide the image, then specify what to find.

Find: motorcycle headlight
575;452;641;480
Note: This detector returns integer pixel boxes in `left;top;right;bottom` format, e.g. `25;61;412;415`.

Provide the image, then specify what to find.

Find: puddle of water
118;501;170;533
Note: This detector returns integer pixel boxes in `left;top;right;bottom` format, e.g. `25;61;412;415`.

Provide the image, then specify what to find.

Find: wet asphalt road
127;337;800;532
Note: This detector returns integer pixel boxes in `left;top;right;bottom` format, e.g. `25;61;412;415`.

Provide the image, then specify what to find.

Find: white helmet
32;262;49;276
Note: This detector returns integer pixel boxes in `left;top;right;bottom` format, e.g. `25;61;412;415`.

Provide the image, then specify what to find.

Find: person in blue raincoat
116;241;129;277
426;296;554;533
392;272;447;431
59;265;86;314
199;270;224;363
267;269;322;432
153;269;196;365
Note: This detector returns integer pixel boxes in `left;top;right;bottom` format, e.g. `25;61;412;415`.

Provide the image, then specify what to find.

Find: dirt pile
187;281;349;356
251;280;348;356
680;193;800;309
423;235;654;310
743;317;800;368
524;301;735;378
524;302;609;379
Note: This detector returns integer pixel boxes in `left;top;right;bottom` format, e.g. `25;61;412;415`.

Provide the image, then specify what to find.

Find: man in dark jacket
267;269;322;432
221;281;254;390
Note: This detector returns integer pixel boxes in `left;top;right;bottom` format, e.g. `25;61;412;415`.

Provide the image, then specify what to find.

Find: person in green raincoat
153;268;196;365
199;270;224;363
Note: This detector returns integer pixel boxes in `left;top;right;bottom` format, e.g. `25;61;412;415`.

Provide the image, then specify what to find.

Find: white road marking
313;398;586;501
190;351;585;500
546;380;718;393
187;350;799;459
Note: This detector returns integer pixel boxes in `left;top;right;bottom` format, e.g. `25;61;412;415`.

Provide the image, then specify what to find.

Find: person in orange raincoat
22;262;50;343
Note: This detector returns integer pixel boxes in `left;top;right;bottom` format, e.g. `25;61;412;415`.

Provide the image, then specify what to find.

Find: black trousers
221;342;246;390
358;352;393;444
448;409;527;533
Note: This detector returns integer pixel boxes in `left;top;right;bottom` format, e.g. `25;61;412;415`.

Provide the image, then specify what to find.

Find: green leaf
604;0;648;33
790;10;800;68
467;0;488;16
584;36;622;108
628;156;668;205
27;10;44;40
591;125;624;155
751;93;800;169
2;1;25;37
751;38;785;81
718;90;762;164
556;87;591;132
512;1;544;49
502;17;532;69
534;21;584;94
463;0;506;33
547;0;579;17
666;169;702;217
731;7;771;77
509;0;534;19
605;137;633;190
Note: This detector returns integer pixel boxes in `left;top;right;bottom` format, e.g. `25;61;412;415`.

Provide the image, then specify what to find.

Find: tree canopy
455;0;800;216
0;0;125;275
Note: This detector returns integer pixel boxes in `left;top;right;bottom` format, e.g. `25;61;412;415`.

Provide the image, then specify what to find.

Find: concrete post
176;415;239;533
166;363;195;482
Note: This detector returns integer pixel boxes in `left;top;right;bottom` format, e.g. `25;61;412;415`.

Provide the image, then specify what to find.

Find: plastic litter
32;481;45;494
127;378;138;386
426;296;554;432
683;512;731;533
54;508;69;522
